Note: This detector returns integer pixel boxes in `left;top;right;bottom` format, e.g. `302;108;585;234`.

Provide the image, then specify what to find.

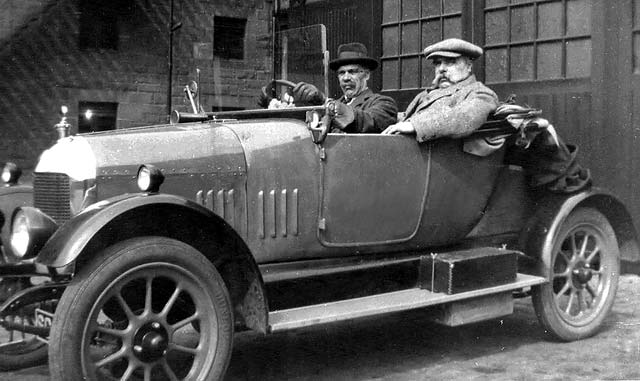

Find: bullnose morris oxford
0;26;636;380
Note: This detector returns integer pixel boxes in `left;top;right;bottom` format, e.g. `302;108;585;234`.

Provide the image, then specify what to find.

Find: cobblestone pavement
1;275;640;381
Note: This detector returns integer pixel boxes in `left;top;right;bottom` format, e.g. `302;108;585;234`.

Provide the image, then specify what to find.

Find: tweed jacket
335;89;398;133
404;75;499;142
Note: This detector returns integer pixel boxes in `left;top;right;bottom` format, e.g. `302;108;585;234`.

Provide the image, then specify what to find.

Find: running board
268;273;546;332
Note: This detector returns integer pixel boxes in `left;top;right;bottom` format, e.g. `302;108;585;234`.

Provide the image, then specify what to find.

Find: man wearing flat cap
382;38;498;141
291;42;398;133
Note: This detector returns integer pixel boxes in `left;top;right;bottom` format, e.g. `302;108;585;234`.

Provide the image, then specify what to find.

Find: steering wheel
266;79;296;101
258;79;297;108
267;79;296;98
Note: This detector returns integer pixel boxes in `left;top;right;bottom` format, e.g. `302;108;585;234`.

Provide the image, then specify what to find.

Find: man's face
337;64;370;99
431;56;472;88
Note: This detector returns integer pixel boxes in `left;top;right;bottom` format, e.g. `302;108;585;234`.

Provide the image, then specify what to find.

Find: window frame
483;0;592;84
78;1;122;51
380;0;464;91
78;101;118;133
213;16;248;60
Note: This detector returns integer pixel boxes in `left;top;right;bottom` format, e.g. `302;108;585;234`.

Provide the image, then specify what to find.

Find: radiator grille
33;172;71;224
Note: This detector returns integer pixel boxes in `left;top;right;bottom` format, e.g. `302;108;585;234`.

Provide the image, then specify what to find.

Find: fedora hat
329;42;378;71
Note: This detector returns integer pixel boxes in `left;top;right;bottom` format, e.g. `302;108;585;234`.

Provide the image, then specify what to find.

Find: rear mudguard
35;192;268;332
518;187;639;276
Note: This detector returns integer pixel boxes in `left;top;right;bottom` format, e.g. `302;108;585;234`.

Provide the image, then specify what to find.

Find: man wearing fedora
292;42;397;133
382;38;498;141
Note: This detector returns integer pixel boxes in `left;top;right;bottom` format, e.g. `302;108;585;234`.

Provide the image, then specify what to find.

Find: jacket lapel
413;89;451;113
345;89;372;107
407;75;477;116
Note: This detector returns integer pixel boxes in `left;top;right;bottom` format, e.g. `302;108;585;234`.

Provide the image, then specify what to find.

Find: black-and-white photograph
1;0;640;380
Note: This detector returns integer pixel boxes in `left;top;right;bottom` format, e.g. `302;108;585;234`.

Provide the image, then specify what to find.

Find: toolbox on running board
419;248;518;294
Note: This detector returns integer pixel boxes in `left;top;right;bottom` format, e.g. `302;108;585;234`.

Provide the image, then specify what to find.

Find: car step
268;273;546;332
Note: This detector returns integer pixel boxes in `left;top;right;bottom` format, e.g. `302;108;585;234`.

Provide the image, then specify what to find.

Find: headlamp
137;165;164;193
10;207;58;259
2;162;21;185
10;211;30;258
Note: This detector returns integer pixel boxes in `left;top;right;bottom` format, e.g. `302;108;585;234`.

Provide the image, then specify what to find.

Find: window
214;16;247;60
78;1;123;50
78;102;118;133
484;0;592;83
381;0;463;90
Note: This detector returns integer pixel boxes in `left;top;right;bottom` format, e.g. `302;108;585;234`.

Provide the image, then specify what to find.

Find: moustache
432;75;449;86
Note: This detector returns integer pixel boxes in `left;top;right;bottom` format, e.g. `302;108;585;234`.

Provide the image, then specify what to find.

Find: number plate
34;308;54;328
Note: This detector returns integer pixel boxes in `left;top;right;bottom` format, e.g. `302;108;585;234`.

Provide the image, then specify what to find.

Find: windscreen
183;24;329;113
274;24;329;98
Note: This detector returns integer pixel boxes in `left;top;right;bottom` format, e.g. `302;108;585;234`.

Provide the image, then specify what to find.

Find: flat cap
423;38;483;60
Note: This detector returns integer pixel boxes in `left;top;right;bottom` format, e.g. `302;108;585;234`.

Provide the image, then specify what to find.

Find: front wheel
48;237;234;380
532;207;620;341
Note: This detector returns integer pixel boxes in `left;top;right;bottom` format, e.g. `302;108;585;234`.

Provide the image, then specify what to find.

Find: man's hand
292;82;326;106
326;100;354;130
382;121;415;135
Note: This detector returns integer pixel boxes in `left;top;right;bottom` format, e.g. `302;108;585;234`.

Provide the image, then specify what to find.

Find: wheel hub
132;321;168;362
572;262;593;286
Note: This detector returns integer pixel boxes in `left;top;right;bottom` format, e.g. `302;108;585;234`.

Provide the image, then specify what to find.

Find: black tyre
0;278;49;371
0;330;47;371
532;207;619;341
48;236;234;380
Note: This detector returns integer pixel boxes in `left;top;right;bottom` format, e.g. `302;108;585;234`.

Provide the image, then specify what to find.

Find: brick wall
0;0;273;170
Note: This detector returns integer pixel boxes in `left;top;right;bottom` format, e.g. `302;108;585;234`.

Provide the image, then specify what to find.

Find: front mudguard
518;187;639;276
36;193;233;267
34;192;269;333
35;193;161;268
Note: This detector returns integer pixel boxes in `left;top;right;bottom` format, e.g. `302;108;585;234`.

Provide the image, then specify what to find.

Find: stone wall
0;0;50;41
0;0;273;169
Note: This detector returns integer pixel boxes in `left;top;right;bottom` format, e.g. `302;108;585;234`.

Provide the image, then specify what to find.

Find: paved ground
2;275;640;380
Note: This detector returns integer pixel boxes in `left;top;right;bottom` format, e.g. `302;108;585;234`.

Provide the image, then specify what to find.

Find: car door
318;133;429;246
318;133;505;249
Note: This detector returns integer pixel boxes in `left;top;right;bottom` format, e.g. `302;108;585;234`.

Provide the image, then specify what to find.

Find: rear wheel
532;207;619;341
48;236;234;380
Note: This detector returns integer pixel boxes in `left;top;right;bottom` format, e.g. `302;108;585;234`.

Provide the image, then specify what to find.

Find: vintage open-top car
0;26;637;380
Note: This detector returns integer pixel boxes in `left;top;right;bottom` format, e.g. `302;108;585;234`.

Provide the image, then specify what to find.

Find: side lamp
137;165;165;193
2;162;22;186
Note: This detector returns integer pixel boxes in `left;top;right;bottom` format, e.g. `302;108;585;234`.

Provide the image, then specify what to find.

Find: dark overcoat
404;75;499;142
336;89;398;133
